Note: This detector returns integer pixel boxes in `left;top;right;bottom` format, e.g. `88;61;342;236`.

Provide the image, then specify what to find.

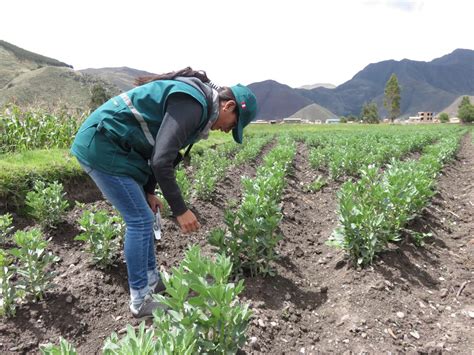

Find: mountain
247;80;316;120
0;40;119;109
79;67;156;92
299;83;336;90
297;49;474;118
439;95;474;117
290;103;337;122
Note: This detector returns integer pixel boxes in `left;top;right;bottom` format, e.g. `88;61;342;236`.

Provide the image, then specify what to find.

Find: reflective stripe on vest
119;93;155;146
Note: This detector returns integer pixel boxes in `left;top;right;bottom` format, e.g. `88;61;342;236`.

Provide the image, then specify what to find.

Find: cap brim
232;123;243;144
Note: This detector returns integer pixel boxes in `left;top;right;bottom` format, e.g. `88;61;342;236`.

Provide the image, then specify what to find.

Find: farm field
0;114;473;354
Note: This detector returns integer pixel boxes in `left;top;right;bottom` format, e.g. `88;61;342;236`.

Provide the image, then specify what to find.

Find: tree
89;84;110;111
438;112;449;123
457;96;474;123
384;73;401;123
360;102;379;124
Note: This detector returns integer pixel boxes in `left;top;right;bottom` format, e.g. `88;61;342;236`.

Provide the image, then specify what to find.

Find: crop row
327;128;465;265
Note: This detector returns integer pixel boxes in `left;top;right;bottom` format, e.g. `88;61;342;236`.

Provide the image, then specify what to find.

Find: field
0;111;473;354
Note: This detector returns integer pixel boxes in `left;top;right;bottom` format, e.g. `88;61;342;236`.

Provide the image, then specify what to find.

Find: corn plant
9;229;60;300
75;209;124;268
152;245;251;354
39;337;77;355
0;249;17;317
0;105;84;154
0;213;14;243
25;181;69;229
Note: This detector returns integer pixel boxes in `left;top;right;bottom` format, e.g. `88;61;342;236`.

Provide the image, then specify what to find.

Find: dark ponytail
135;66;210;86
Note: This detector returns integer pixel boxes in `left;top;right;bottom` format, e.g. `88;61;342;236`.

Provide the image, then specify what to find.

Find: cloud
363;0;424;12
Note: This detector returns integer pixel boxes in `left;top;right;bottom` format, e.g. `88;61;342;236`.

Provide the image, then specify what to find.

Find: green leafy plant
305;176;327;192
0;249;17;317
152;245;251;354
0;213;14;243
75;209;124;268
25;181;69;229
10;229;60;300
175;167;191;205
39;337;77;355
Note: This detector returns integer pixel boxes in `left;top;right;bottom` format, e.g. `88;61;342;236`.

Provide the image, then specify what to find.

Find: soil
1;135;473;354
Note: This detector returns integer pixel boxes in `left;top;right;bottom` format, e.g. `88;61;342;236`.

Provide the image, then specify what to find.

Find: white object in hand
153;210;162;240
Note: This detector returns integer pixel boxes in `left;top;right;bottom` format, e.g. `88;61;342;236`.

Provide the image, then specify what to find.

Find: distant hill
299;83;336;90
0;40;119;109
297;49;474;118
247;80;315;119
79;67;156;92
290;103;337;122
439;95;474;117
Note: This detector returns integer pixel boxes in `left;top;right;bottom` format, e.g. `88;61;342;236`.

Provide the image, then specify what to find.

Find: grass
0;149;83;212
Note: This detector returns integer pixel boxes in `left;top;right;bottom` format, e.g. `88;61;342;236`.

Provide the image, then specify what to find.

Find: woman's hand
176;209;200;233
146;193;164;213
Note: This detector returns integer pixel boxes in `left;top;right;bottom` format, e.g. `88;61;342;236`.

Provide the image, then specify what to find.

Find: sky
1;0;473;88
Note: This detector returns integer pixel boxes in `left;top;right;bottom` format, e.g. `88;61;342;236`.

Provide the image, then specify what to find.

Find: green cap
230;84;258;144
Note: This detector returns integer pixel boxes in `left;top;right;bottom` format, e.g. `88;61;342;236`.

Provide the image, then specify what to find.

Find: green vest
71;80;209;185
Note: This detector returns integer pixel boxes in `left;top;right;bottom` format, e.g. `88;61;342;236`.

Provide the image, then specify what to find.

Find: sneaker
149;277;166;294
130;294;165;319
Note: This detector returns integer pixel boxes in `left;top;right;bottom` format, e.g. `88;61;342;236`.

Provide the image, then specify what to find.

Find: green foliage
458;97;474;123
305;176;327;192
210;140;295;277
175;167;191;205
192;149;230;201
10;229;60;300
0;105;84;154
384;73;401;122
328;130;463;266
0;213;14;243
438;112;449;123
103;323;163;355
410;231;432;247
75;208;124;268
153;245;251;354
39;337;77;355
0;148;84;212
360;102;379;123
25;181;69;229
89;84;111;111
0;249;17;317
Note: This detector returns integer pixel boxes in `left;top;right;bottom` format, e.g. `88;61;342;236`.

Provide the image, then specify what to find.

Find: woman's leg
78;161;156;307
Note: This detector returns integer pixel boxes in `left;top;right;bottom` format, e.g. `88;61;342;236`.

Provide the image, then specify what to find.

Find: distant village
251;112;461;125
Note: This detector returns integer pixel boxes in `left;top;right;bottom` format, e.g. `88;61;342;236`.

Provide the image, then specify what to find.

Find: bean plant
103;322;196;355
0;249;17;317
153;245;251;353
26;181;69;229
75;209;124;268
0;213;14;243
210;140;296;276
39;337;77;355
328;130;463;266
9;229;60;300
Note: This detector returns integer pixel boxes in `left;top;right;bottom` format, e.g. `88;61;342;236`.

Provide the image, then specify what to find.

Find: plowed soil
1;135;473;354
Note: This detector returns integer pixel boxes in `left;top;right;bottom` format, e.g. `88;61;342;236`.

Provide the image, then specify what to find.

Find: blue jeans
77;160;158;303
